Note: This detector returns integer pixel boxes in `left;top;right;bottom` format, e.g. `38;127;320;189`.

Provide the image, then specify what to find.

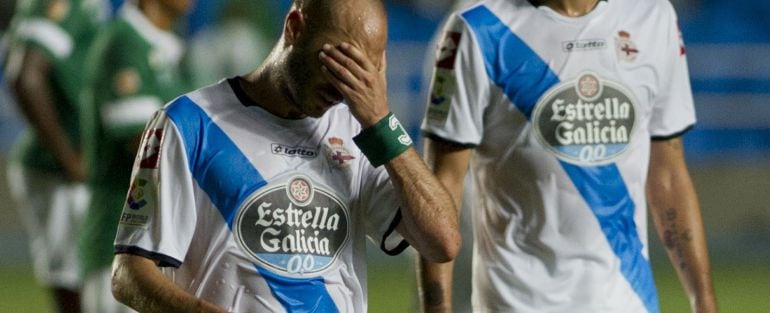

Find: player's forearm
112;254;226;313
647;140;716;312
417;257;454;313
386;148;460;263
648;185;716;311
12;49;84;180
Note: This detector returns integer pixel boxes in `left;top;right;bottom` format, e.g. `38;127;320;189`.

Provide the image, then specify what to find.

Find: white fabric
15;18;73;59
7;164;89;289
422;0;696;312
101;96;163;129
114;80;403;312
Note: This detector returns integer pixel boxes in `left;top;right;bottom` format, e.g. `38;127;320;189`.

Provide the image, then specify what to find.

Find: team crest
532;72;638;165
233;175;350;277
615;31;639;62
326;137;355;167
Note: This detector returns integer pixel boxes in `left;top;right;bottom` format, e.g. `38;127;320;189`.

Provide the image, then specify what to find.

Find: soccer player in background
78;0;192;311
3;0;107;311
110;0;460;311
418;0;717;312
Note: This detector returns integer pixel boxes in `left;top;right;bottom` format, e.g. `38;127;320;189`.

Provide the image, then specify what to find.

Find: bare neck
532;0;601;17
138;0;178;31
240;56;306;120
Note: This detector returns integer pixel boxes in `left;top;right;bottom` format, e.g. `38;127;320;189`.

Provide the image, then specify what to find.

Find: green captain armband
353;113;413;167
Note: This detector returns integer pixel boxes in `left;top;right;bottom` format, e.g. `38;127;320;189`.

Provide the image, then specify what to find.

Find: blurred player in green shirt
78;0;191;311
4;0;107;311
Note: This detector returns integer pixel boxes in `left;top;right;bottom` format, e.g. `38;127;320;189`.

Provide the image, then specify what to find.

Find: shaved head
248;0;389;119
293;0;388;57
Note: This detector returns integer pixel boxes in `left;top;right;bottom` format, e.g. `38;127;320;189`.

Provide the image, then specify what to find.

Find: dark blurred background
1;0;768;312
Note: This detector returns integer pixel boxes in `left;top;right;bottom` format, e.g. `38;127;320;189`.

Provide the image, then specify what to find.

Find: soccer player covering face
418;0;717;312
110;0;460;312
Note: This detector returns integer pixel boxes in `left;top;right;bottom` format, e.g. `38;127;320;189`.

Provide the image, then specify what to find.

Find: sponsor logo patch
532;72;637;165
562;39;606;52
233;175;350;277
427;70;455;124
271;143;317;159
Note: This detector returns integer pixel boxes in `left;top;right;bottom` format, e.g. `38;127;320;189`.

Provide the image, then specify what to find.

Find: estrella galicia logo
234;175;350;277
271;143;317;159
533;72;637;165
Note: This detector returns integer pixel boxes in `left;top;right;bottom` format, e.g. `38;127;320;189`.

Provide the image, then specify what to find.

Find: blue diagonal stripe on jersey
461;5;659;313
166;96;339;313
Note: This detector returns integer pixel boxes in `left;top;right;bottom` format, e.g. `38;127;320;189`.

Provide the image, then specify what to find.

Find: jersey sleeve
114;110;197;267
649;3;696;139
358;162;408;255
421;13;492;146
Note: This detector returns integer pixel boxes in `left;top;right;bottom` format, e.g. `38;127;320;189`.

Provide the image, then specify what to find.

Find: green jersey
7;0;107;173
78;3;190;276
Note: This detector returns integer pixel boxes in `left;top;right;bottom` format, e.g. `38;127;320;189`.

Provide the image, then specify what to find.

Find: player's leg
7;164;84;313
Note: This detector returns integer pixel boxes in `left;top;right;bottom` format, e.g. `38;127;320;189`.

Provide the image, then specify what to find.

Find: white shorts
7;164;89;290
82;267;137;313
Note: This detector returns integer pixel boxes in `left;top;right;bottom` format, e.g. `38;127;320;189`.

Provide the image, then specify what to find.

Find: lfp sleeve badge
533;72;638;165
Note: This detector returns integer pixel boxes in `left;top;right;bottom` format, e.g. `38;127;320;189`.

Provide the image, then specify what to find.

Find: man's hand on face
319;42;389;128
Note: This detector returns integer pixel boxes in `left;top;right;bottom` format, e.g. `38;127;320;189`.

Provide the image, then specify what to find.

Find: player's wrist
354;112;413;167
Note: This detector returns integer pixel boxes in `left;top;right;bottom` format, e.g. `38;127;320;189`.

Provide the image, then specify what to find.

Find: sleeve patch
427;69;456;124
139;128;164;169
121;176;154;228
436;31;462;70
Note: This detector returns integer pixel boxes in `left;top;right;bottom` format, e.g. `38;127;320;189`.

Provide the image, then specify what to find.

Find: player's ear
284;8;306;46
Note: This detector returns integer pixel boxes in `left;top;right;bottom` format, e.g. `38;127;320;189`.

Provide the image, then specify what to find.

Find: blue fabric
166;96;267;228
462;5;659;312
461;6;560;119
257;267;339;313
165;96;338;312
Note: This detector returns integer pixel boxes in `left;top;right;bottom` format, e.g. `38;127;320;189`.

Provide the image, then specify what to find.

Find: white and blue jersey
422;0;695;312
114;78;405;312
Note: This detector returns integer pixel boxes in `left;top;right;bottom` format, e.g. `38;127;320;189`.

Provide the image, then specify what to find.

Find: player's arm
417;137;472;313
112;254;226;313
8;47;85;181
319;42;461;262
647;137;717;313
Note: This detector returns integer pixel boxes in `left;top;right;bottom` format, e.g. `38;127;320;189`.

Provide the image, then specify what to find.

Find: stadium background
1;0;768;311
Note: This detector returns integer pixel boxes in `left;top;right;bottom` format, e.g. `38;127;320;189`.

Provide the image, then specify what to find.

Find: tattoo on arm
661;208;692;270
425;281;445;307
